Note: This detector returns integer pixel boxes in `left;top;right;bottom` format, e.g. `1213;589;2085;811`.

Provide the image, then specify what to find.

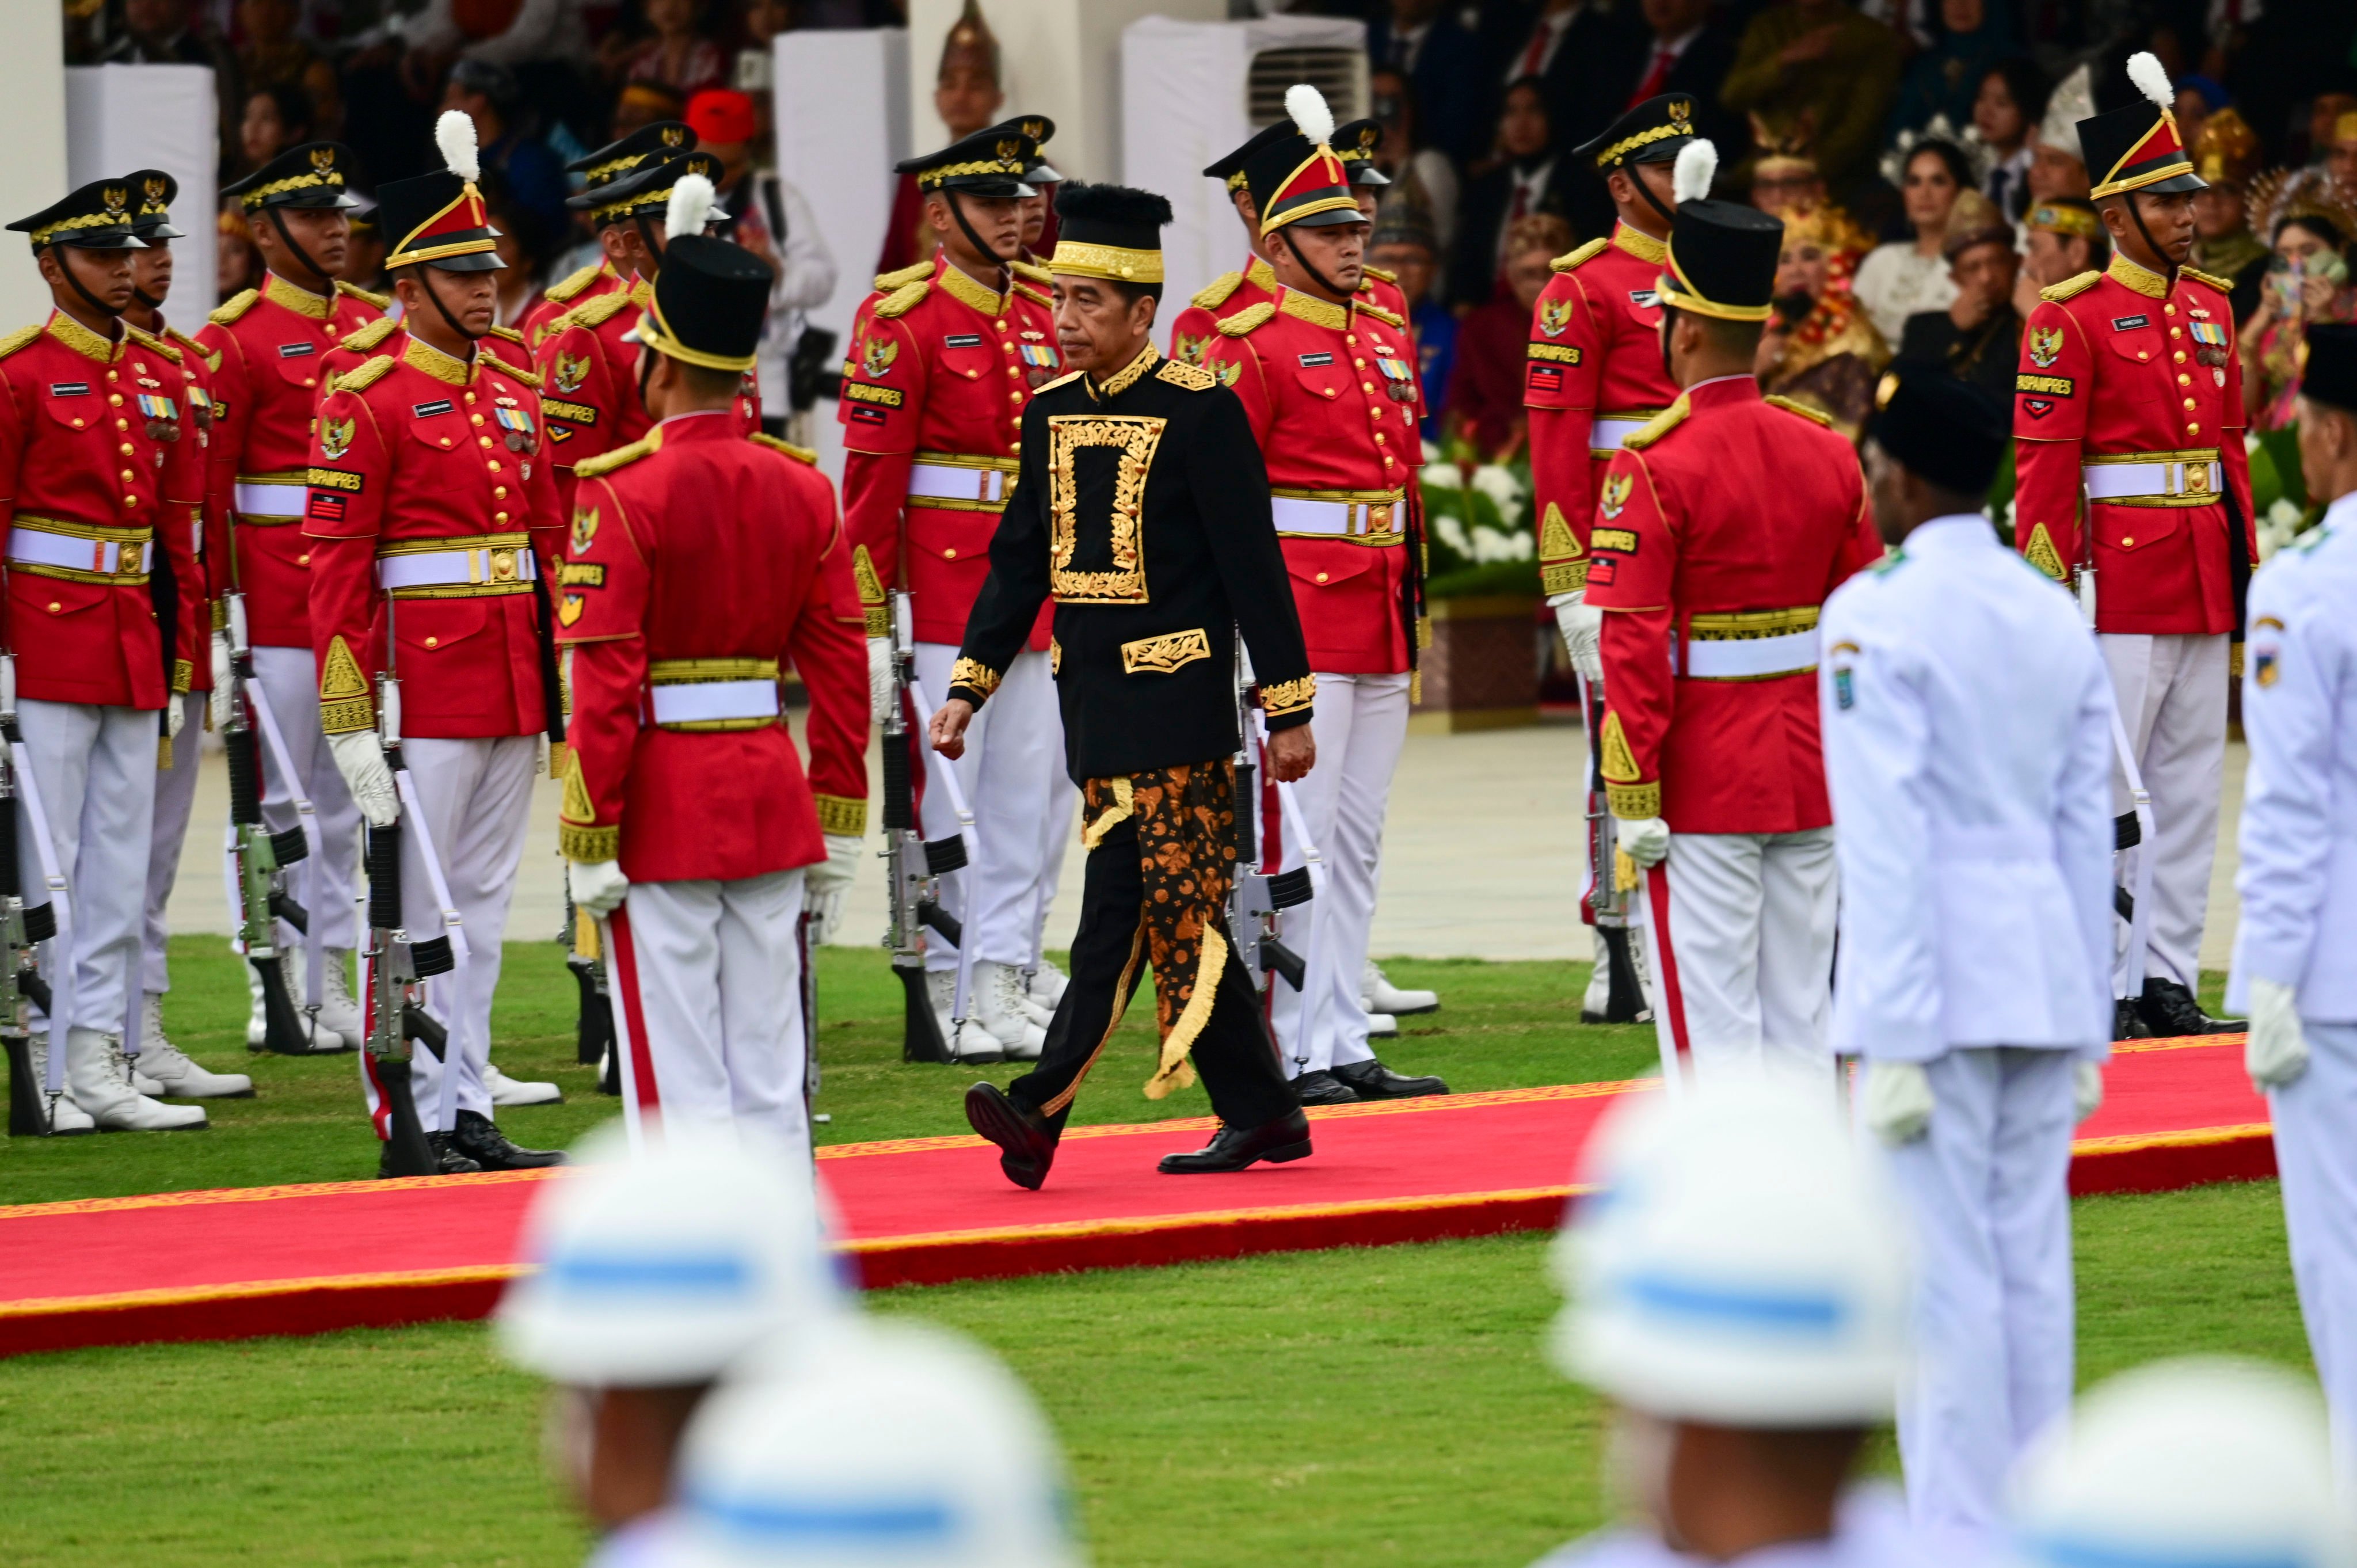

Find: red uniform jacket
199;273;388;649
161;321;225;687
556;413;869;882
1585;376;1882;834
519;260;626;355
1164;255;1280;370
301;332;562;740
2012;256;2255;635
1526;225;1681;597
1198;287;1423;675
0;313;204;708
836;252;1061;646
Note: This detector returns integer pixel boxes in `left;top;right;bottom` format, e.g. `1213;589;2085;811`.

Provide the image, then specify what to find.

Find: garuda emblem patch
552;351;590;394
1537;298;1575;337
860;336;899;378
2027;327;2063;369
319;416;355;461
1598;473;1633;520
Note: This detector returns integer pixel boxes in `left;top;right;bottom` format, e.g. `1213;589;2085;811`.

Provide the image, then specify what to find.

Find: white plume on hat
1673;139;1718;204
435;109;480;184
665;172;715;241
1286;83;1335;148
2127;50;2175;113
2038;64;2094;162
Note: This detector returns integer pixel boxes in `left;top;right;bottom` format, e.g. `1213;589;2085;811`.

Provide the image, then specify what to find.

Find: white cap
2012;1359;2354;1568
1551;1074;1912;1425
494;1125;847;1386
2038;65;2094;163
646;1318;1083;1568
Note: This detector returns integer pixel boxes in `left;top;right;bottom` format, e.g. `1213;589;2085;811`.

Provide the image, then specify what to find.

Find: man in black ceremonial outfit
930;181;1318;1189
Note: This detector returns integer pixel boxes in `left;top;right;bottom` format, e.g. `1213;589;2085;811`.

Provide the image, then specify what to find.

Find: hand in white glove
866;637;894;729
801;832;863;943
208;633;233;732
326;729;399;828
2245;976;2310;1094
568;858;630;917
1620;815;1671;869
1552;593;1604;684
2074;1060;2104;1123
166;692;188;740
1861;1059;1935;1145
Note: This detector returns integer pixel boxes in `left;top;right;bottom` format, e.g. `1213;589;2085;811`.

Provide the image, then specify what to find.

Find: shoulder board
336;279;393;311
1155;358;1217;391
566;289;640;333
1551;238;1609;273
340;315;400;355
1621;396;1691;451
1763;393;1833;427
1871;547;1910;575
1191;271;1244;310
125;324;182;364
1216;302;1276;337
2180;265;2233;294
165;325;221;371
871;279;931;319
483;351;540;388
332;353;397;394
1355;300;1405;329
574;433;658;480
1011;258;1053;285
871;261;934;292
1011;280;1052;307
543;262;605;304
2040;271;2101;303
209;288;259;326
0;323;43;363
485;323;526;346
749;431;818;465
1362;262;1398;284
1034;368;1085;394
2294;524;2334;554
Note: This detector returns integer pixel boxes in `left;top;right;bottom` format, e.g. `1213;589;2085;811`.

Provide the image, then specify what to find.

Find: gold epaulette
1012;280;1052;307
871;279;930;319
0;324;42;362
1621;396;1690;451
1356;300;1404;329
1362;262;1398;284
553;288;637;336
543;263;605;304
340;316;400;355
574;433;658;479
1191;271;1243;310
1552;238;1609;273
333;353;397;394
1764;393;1833;427
166;325;221;372
873;261;934;292
2181;265;2233;294
1011;258;1053;285
1156;359;1216;391
486;323;527;346
210;288;259;326
1216;302;1275;337
125;324;182;364
751;431;818;465
1034;368;1084;394
484;351;539;388
2041;271;2101;303
336;279;393;311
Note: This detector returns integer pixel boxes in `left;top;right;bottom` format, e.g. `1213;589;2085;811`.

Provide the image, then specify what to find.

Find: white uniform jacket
2228;497;2357;1023
1529;1486;1954;1568
1819;515;2115;1062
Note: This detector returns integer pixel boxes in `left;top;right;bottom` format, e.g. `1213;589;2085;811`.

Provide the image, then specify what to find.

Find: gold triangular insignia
319;635;369;702
561;759;595;823
2024;522;2068;581
851;544;886;607
1599;711;1640;783
1539;502;1579;560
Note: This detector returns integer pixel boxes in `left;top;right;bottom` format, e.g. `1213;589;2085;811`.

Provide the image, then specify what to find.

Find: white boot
136;992;254;1098
973;961;1046;1061
1580;952;1612;1023
1361;960;1438;1016
929;970;1000;1065
1027;957;1068;1012
309;949;364;1051
486;1063;562;1106
65;1026;207;1131
27;1030;94;1133
1366;1011;1399;1040
244;950;269;1050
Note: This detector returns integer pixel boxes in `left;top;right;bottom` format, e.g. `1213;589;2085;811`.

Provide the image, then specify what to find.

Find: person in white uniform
1821;368;2114;1543
2231;321;2357;1479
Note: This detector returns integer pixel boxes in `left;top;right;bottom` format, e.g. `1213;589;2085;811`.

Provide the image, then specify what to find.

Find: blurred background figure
1856;135;1973;343
1894;190;2024;402
1757;205;1887;439
2241;174;2357;430
1720;0;1899;201
1368;66;1459;254
442;58;570;246
1446;212;1567;460
1368;0;1489;170
1890;0;2015;141
1449;77;1571;310
2191;109;2271;322
240;82;317;180
1973;57;2050;222
2011;197;2107;323
2027;66;2095;205
1368;193;1453;442
876;0;1004;275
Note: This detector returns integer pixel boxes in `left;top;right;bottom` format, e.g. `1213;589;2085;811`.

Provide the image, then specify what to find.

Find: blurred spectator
1855;137;1970;342
611;79;689;142
239;82;315;178
2025;63;2092;204
1444;212;1570;459
1973;57;2048;220
1890;0;2016;138
235;0;341;136
2326;106;2357;205
338;196;389;298
1448;78;1573;309
622;0;729;97
2243;182;2357;430
98;0;237;82
2171;74;2227;159
1756;204;1888;439
217;203;260;305
1369;66;1460;253
1894;188;2021;402
443;59;570;245
1368;0;1491;168
1369;195;1453;441
734;0;794;108
2191;108;2270;322
1494;0;1644;162
393;0;591;96
877;0;1004;275
479;174;555;329
1719;0;1899;199
1621;0;1743;150
1747;121;1827;215
2011;196;2105;319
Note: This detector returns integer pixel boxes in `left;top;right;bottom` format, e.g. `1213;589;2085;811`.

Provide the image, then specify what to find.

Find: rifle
1;653;62;1135
566;901;617;1084
1225;643;1310;996
1581;674;1646;1023
223;591;315;1056
2072;483;2157;1005
881;587;963;1063
362;667;448;1177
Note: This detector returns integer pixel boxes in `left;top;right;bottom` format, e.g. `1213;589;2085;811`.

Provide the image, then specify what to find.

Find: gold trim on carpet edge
0;1263;526;1319
0;1166;563;1222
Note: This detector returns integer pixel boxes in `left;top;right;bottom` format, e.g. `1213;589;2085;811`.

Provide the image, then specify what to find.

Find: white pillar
0;8;69;330
66;65;219;337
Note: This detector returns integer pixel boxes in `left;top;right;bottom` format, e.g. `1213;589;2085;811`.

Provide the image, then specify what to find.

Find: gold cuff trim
172;659;193;694
1120;628;1210;675
318;698;375;734
813;794;868;837
949;657;1002;698
1541;560;1589;595
1260;673;1316;717
559;823;620;862
1606;782;1661;818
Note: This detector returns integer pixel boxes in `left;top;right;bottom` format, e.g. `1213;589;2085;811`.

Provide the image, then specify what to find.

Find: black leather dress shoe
1288;1068;1359;1105
451;1109;566;1170
422;1131;483;1175
2137;977;2236;1037
2114;998;2152;1041
1332;1058;1449;1099
1157;1109;1312;1174
965;1081;1057;1190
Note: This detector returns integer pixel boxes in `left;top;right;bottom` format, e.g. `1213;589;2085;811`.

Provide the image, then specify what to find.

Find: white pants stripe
2270;1019;2357;1483
1658;828;1837;1081
1271;671;1410;1075
1889;1046;2078;1539
252;645;362;952
142;692;207;995
16;700;156;1034
2099;631;2226;989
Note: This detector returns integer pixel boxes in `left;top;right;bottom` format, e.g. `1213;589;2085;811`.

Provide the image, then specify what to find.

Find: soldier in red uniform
1335;117;1417;331
2;177;207;1131
1584;140;1884;1082
1163;123;1291;370
304;115;567;1175
1197;84;1449;1105
837;119;1065;1060
557;219;869;1161
520;123;696;355
203;140;386;1053
2013;53;2252;1038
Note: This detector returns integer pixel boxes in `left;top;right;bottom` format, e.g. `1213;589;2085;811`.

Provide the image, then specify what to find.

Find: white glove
1553;593;1604;684
326;729;399;828
866;637;893;728
2074;1060;2105;1123
166;692;187;740
2245;976;2310;1093
1861;1059;1935;1145
209;633;233;732
1620;815;1670;869
568;858;630;916
801;832;863;943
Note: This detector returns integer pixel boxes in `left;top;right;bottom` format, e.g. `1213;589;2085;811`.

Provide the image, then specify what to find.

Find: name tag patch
307;466;364;492
943;333;983;348
1297;352;1335;367
542;397;596;423
412;399;454;418
1628;289;1658;308
1527;344;1581;365
48;382;89;397
2016;374;2075;397
1591;527;1639;554
843;382;903;409
558;562;605;588
277;342;316;358
2111;315;2149;332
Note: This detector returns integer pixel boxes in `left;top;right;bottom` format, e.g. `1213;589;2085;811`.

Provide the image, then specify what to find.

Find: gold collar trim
1279;289;1349;331
262;271;332;319
2107;253;2171;299
402;334;476;386
1247;256;1279;294
1091;342;1160;399
46;311;120;364
1612;223;1669;265
938;261;1007;317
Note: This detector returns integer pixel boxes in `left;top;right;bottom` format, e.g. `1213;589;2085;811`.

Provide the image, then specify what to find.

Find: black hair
2275;213;2349;252
250;81;315;142
1662;303;1765;356
1903;139;1975;193
1981;56;2052;129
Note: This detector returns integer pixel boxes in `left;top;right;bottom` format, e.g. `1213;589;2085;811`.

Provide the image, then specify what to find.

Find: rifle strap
391;767;472;1130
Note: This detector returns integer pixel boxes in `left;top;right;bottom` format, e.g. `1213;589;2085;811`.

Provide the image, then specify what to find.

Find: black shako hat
1660;204;1781;322
565;121;696;194
1242;84;1364;236
2082;51;2203;201
895;117;1047;199
572;146;724;226
1575;93;1701;171
2299;323;2357;416
9;177;146;250
1048;182;1171;284
125;170;186;241
222;141;364;213
1333;119;1391;187
1204;121;1293;192
634;235;771;374
378;112;504;273
1867;366;2009;496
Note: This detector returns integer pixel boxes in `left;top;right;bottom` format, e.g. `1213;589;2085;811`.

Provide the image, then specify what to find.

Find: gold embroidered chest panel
1048;413;1166;604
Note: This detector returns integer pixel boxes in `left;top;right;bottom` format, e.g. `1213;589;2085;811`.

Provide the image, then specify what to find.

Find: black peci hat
1048;182;1171;284
575;147;724;227
2301;323;2357;416
1867;367;2009;496
1333;119;1391;187
125;170;185;241
565;121;696;197
8;177;146;251
2081;52;2203;201
222;142;364;214
634;234;772;374
1242;85;1365;236
379;112;504;273
895;119;1046;200
1574;94;1701;172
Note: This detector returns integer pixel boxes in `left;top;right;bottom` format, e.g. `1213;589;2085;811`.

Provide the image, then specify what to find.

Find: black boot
1157;1109;1313;1174
1332;1058;1449;1099
451;1109;566;1170
2114;997;2152;1041
423;1130;483;1175
1288;1068;1359;1105
2136;977;2236;1037
964;1082;1057;1191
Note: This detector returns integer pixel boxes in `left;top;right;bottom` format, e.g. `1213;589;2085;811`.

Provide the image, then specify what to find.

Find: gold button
298;553;310;565
494;511;508;523
70;417;83;428
1007;366;1020;376
440;437;451;446
2164;303;2176;315
488;459;502;472
109;393;123;406
494;486;508;499
479;435;493;448
106;370;118;383
1374;432;1387;444
325;326;336;337
424;635;438;648
113;417;127;430
1383;455;1395;467
1002;341;1015;353
471;413;485;425
1315;571;1329;583
2170;326;2183;339
121;494;135;506
2122;535;2135;546
945;547;958;560
464;392;477;405
1008;391;1022;402
2179;374;2191;386
119;442;132;455
1362;381;1374;393
996;321;1008;332
303;377;315;387
119;467;134;482
2187;421;2201;433
1346;334;1358;345
2183;397;2197;410
2138;350;2149;360
2174;350;2187;363
47;601;59;612
1355;358;1367;367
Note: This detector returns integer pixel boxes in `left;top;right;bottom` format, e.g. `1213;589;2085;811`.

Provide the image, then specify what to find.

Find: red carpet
0;1037;2269;1358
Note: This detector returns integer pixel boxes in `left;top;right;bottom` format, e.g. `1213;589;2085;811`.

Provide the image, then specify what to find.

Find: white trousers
1888;1046;2077;1540
140;692;205;995
1270;671;1410;1075
1651;828;1837;1081
913;642;1070;971
2270;1019;2357;1483
15;700;156;1037
252;644;361;951
608;869;811;1162
2100;632;2226;988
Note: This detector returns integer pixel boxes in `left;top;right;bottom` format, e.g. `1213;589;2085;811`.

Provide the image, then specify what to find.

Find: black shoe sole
1159;1137;1314;1174
1374;1002;1440;1016
964;1083;1052;1190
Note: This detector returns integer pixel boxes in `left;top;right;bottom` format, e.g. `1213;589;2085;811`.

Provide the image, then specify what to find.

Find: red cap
686;89;759;147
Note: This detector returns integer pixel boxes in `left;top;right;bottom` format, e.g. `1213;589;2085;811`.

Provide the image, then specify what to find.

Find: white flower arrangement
1468;463;1526;532
2256;497;2308;562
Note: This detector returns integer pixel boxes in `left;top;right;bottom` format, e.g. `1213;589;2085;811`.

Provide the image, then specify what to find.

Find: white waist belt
907;462;1013;504
234;479;304;517
649;680;779;724
1680;627;1820;679
376;546;539;591
7;527;152;576
1589;414;1655;454
1270;496;1402;538
2083;458;2222;502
